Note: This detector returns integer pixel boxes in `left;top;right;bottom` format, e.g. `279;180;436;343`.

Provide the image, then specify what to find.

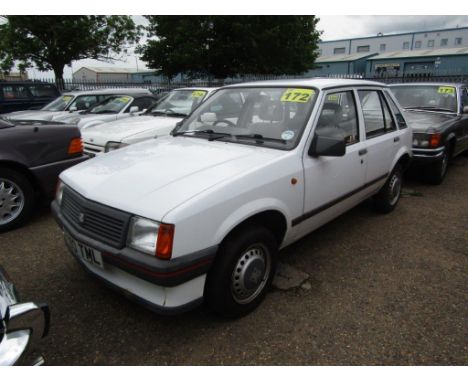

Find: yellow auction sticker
327;94;339;102
192;90;206;98
115;96;131;103
437;86;455;94
280;88;315;103
62;95;73;103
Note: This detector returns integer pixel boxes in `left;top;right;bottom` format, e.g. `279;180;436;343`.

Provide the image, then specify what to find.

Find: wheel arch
0;160;43;197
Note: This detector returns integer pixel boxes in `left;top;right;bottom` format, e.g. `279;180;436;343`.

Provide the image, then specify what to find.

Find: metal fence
32;72;468;92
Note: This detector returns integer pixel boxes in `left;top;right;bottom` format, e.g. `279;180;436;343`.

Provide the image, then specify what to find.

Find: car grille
61;187;131;248
83;142;105;157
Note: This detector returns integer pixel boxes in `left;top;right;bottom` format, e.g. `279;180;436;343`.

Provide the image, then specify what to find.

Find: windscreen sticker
115;96;131;103
437;86;455;95
62;95;73;103
281;130;295;141
327;94;339;101
192;90;207;98
280;88;315;103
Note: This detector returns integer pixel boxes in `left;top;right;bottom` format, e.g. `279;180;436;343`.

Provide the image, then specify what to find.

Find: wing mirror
308;127;346;157
69;106;77;112
129;106;139;114
463;106;468;114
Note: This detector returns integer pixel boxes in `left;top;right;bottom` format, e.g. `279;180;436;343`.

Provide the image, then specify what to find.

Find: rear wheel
372;164;403;213
0;167;35;232
424;144;451;185
204;225;278;318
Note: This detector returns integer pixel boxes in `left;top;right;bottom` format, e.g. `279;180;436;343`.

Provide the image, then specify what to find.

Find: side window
461;88;468;109
358;90;397;138
128;97;154;112
316;91;359;145
2;85;30;99
385;92;408;129
29;84;58;97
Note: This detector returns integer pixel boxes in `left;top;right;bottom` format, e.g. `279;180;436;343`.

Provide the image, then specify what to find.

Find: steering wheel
213;119;236;127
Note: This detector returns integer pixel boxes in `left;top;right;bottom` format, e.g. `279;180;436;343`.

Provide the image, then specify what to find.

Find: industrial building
306;53;377;76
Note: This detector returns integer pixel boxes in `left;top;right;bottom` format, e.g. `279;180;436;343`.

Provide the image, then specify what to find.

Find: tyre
372;164;403;214
0;167;35;232
204;225;278;318
424;144;451;185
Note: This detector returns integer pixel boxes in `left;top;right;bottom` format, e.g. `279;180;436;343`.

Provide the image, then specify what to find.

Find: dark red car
0;117;87;231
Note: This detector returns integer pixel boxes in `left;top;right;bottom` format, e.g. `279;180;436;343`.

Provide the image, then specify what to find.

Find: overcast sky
22;15;468;79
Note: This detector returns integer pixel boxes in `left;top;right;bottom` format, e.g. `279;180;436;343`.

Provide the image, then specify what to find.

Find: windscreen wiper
405;106;454;113
172;129;232;140
234;134;286;144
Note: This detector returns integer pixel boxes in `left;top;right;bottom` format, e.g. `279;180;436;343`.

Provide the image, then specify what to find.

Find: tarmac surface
1;155;467;365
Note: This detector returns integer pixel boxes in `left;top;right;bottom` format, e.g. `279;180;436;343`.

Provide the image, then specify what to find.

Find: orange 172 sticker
280;88;315;103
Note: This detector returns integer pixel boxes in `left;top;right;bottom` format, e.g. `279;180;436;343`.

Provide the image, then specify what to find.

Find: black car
0;81;60;114
0;265;49;365
0;117;87;231
390;83;468;184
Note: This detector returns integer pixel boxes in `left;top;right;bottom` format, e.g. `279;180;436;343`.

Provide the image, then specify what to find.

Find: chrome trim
0;329;30;366
412;147;445;153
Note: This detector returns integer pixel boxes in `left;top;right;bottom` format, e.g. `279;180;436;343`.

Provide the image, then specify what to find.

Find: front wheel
204;225;278;318
0;167;35;232
424;145;451;185
372;165;403;214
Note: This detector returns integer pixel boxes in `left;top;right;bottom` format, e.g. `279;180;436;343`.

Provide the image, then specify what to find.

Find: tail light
68;137;83;155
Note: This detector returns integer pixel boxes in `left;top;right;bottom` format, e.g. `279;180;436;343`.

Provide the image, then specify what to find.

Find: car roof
222;78;386;90
171;87;219;93
63;88;153;96
389;82;467;87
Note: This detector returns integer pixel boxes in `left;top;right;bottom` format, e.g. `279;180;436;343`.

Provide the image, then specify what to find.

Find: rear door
0;84;32;113
357;88;400;186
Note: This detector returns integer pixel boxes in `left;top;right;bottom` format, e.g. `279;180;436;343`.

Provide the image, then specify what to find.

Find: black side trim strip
292;173;389;227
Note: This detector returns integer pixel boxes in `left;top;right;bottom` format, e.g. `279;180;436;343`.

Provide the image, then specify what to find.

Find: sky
20;15;468;79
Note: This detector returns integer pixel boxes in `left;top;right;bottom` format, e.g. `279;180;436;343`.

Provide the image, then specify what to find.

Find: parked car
0;265;49;365
390;83;468;184
3;88;153;122
0;117;87;232
52;92;157;130
82;88;217;156
0;81;60;114
51;79;412;318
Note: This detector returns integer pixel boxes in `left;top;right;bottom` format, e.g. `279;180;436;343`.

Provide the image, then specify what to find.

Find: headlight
56;180;64;206
105;141;129;153
127;216;174;259
413;133;441;148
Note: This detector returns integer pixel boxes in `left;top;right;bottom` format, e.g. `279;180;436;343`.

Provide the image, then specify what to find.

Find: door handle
358;148;367;156
394;137;400;142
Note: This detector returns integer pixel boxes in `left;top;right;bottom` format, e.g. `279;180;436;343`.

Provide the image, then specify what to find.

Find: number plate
64;231;104;269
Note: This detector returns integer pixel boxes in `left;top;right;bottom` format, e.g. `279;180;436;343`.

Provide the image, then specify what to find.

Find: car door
458;86;468;153
298;88;368;236
357;88;400;187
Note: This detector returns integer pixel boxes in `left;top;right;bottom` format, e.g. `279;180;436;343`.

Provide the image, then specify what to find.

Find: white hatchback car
81;87;217;156
52;79;412;318
3;88;153;122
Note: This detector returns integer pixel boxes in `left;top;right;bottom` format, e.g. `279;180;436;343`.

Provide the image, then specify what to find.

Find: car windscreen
147;89;208;117
41;95;75;111
173;87;318;150
89;95;132;114
391;85;458;113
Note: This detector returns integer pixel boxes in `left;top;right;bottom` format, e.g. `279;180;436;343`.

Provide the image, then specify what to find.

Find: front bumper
411;146;445;164
51;201;217;314
0;302;49;366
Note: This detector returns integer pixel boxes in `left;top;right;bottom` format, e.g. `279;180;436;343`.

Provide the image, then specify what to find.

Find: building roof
368;47;468;60
320;25;468;44
316;53;377;63
73;67;156;75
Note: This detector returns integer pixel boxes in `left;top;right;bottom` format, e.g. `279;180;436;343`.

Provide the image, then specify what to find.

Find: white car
3;88;153;122
52;79;412;318
52;92;156;130
82;87;217;156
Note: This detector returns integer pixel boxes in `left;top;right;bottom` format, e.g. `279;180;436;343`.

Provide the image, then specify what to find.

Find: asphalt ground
0;155;467;365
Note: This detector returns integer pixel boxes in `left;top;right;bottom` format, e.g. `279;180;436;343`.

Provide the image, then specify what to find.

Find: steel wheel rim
0;178;25;225
389;173;401;206
231;243;271;305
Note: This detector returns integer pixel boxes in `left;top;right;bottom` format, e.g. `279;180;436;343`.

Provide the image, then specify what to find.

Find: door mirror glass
129;106;139;114
69;106;77;112
309;127;346;157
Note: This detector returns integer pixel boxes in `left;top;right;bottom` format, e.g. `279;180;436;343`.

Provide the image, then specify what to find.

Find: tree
138;16;321;79
0;16;141;87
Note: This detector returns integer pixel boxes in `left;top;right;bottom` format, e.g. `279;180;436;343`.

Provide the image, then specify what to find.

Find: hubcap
388;173;401;206
0;178;24;225
440;152;448;177
231;244;271;304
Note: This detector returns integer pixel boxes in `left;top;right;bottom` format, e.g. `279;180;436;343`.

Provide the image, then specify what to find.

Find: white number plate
64;231;104;269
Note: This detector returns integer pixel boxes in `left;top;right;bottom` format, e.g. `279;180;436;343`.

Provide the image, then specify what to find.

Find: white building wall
72;67;97;81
